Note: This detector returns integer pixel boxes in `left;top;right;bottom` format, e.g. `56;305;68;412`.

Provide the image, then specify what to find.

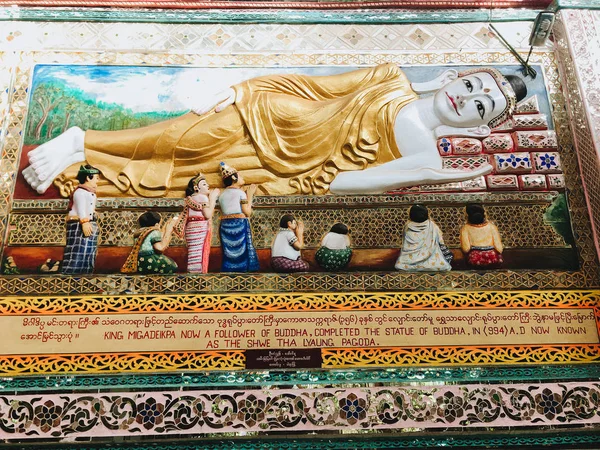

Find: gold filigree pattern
1;290;599;315
322;345;600;367
1;345;598;375
0;351;244;375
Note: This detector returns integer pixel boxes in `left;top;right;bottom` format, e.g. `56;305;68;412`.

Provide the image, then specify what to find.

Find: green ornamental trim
0;7;542;24
1;364;599;392
21;430;600;449
554;0;600;9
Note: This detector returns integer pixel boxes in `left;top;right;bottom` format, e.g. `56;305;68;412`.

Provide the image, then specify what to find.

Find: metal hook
489;24;537;79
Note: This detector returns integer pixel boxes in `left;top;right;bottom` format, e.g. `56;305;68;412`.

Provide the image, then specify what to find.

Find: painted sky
30;64;551;122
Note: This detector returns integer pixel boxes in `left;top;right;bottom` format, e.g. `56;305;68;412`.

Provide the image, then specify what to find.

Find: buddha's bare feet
24;154;86;194
24;127;85;193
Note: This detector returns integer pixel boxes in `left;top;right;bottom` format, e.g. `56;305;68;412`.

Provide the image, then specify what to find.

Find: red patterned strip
0;0;553;9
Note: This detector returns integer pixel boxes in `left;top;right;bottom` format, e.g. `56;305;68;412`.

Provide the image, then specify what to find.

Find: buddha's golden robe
75;63;417;197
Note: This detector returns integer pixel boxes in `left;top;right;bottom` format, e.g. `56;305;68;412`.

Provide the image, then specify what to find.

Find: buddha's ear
411;69;459;94
434;125;491;139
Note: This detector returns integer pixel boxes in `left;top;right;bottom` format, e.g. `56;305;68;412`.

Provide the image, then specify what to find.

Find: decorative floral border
1;382;598;439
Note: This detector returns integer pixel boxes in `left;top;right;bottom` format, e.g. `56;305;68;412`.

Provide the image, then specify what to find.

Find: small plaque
246;348;322;369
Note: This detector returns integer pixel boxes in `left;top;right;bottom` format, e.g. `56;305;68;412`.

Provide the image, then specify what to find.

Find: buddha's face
433;72;507;128
196;179;209;195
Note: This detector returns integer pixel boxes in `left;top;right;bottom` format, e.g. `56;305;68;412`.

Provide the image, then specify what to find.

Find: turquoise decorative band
0;7;542;24
1;365;599;392
28;432;600;449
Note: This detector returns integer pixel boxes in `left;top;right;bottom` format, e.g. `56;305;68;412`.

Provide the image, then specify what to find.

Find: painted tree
32;84;62;140
62;98;78;131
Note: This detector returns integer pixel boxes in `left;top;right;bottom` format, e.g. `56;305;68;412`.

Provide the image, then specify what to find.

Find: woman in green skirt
315;223;352;271
121;212;178;274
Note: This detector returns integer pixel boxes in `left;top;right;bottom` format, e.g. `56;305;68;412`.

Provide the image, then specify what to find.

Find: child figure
61;165;100;274
218;162;260;272
395;204;451;272
174;174;219;273
460;203;503;268
271;214;309;272
121;212;178;274
315;223;352;271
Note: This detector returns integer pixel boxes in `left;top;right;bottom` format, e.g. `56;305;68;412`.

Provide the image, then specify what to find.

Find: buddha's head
433;69;526;129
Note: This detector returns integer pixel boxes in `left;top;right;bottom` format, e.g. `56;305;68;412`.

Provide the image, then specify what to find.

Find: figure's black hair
330;223;349;235
506;75;527;103
76;165;98;185
466;203;486;225
223;173;239;187
139;211;161;228
185;177;201;197
279;214;296;228
409;204;429;223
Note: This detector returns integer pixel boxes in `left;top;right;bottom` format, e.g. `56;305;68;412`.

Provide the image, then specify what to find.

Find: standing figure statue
174;174;219;273
460;203;504;268
218;162;260;272
23;64;526;197
61;164;100;274
395;204;452;272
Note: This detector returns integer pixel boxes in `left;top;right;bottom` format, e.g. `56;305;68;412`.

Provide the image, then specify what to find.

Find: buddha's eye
475;100;485;119
463;79;473;92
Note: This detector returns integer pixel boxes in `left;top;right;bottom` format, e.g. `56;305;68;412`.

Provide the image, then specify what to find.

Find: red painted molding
0;0;553;10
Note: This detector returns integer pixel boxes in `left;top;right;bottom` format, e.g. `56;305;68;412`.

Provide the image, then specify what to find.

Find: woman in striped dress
174;174;219;273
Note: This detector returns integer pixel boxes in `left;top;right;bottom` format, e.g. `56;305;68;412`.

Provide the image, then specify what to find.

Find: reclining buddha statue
23;63;526;197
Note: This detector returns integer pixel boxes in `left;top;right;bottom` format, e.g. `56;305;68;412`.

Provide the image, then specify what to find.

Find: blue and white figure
217;162;259;272
61;165;100;274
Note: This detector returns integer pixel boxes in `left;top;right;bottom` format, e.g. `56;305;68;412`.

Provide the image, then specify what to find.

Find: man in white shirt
61;165;100;274
270;214;309;273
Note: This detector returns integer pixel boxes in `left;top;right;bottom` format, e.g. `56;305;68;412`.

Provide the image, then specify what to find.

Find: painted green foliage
544;193;575;246
25;80;184;146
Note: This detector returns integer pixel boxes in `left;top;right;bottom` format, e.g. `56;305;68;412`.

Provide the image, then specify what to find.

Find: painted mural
5;62;575;277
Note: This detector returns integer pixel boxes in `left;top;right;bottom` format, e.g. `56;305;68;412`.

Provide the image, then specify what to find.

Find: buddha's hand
192;88;236;115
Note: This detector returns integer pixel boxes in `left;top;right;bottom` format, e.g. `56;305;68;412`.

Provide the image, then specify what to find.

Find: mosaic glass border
0;7;542;24
556;0;600;8
0;49;598;293
24;432;600;450
2;364;599;392
1;382;598;439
